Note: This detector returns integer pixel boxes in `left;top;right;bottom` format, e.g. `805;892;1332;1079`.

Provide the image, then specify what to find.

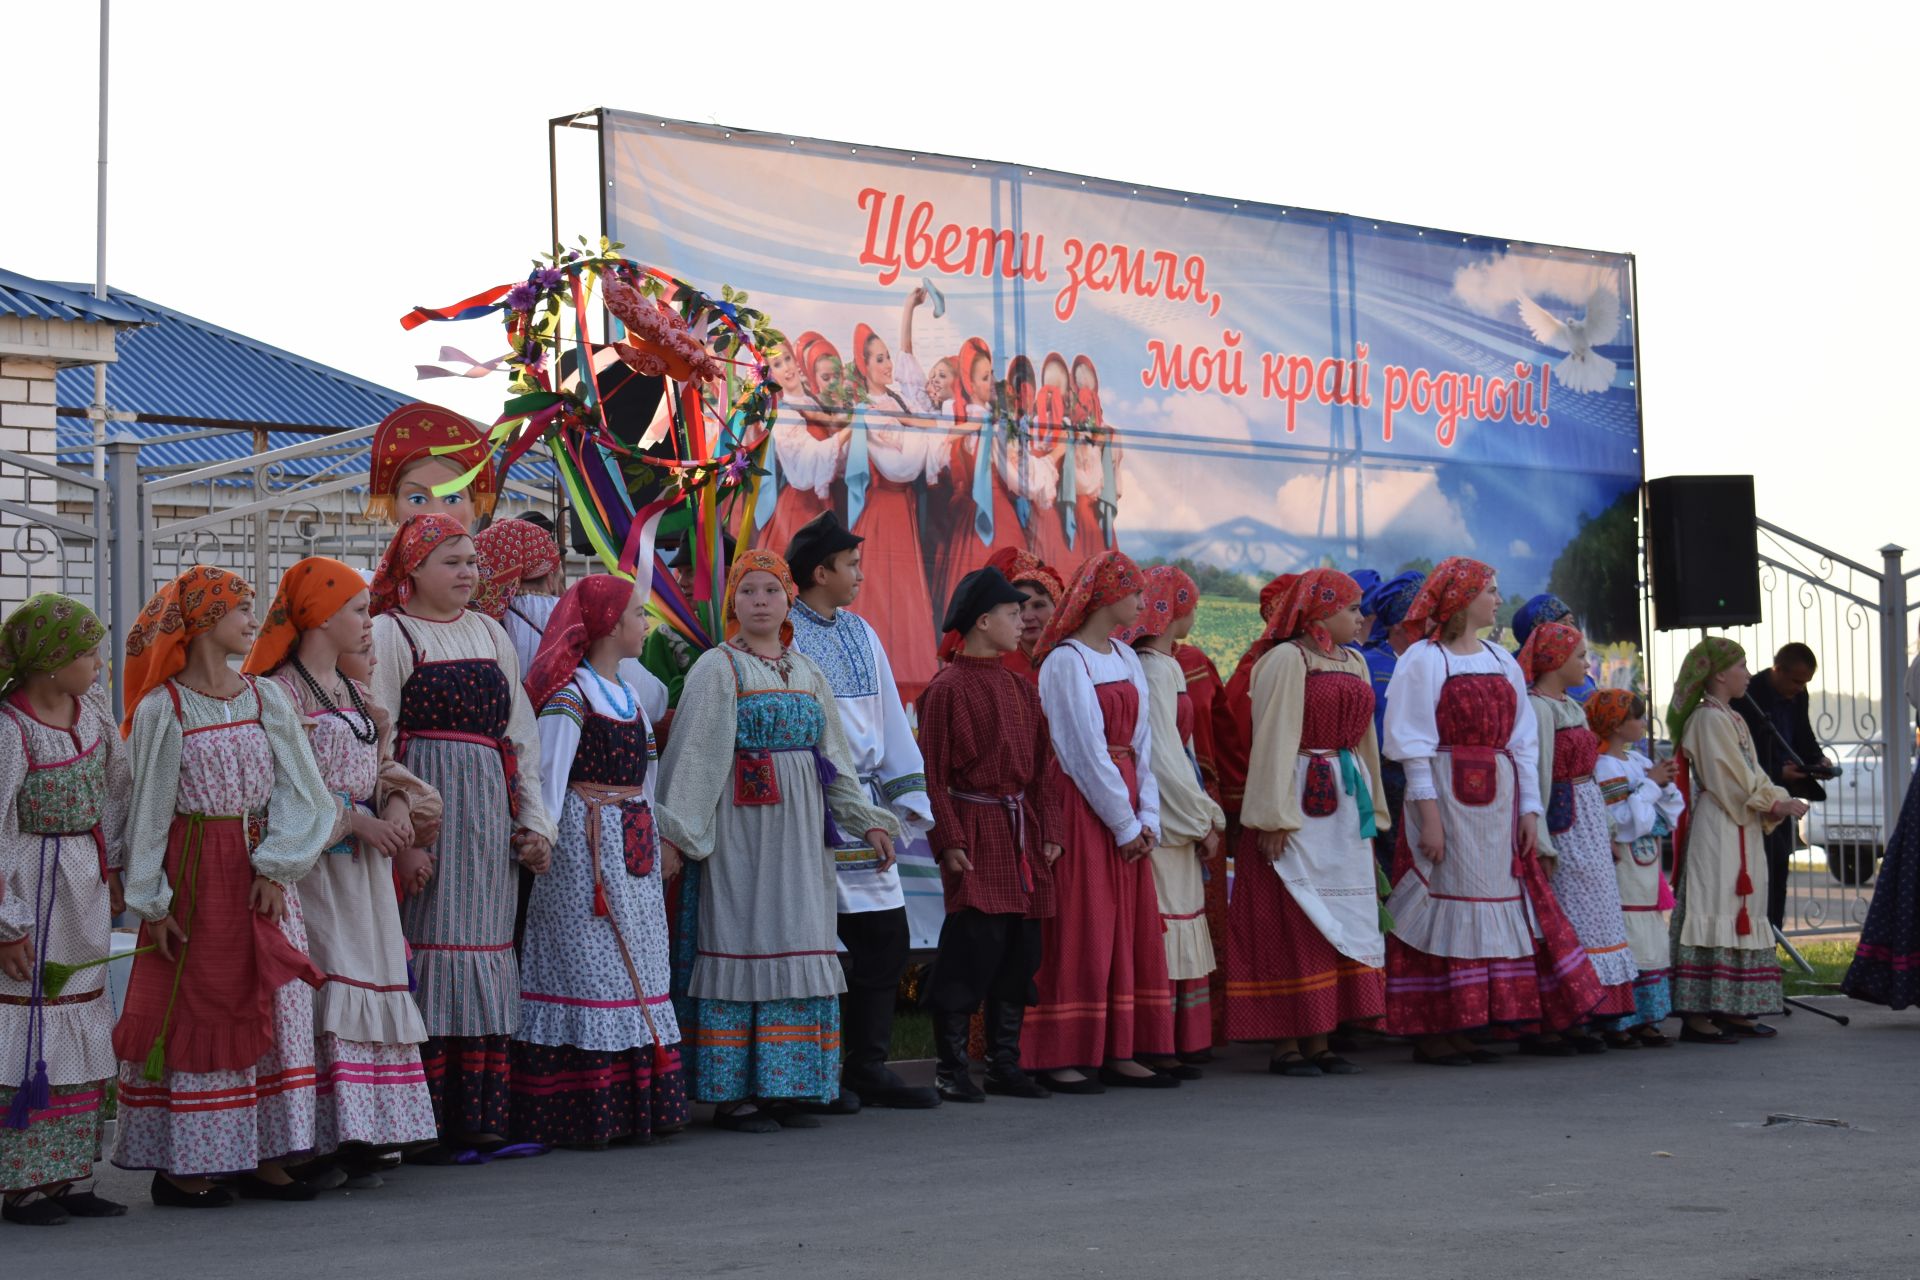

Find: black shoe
847;1068;942;1110
48;1190;127;1218
983;1067;1051;1099
1412;1049;1474;1067
1041;1071;1108;1095
1679;1022;1740;1045
150;1174;235;1209
1145;1060;1204;1080
764;1103;822;1129
1565;1034;1608;1055
1179;1048;1216;1065
1714;1019;1779;1039
936;1070;986;1103
712;1105;782;1134
232;1173;319;1202
1311;1052;1363;1076
2;1194;70;1226
1098;1064;1180;1089
794;1086;863;1116
1517;1039;1579;1058
1269;1052;1323;1078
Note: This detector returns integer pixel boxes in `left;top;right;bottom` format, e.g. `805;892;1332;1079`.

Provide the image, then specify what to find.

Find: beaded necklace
290;658;377;745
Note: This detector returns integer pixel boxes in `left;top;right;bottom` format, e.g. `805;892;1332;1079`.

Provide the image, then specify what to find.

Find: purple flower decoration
721;449;753;485
504;282;539;312
534;267;566;291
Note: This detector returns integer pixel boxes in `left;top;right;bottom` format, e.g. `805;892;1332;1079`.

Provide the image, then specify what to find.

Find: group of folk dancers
0;402;1811;1225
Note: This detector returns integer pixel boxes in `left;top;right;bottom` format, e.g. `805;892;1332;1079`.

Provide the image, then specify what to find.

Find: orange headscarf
368;513;472;618
1584;687;1640;742
121;566;254;737
364;402;498;524
1402;556;1494;639
725;548;798;648
241;557;366;678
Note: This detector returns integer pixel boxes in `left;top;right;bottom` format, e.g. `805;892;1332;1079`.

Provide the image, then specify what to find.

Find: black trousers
925;910;1042;1014
837;907;911;1078
1764;820;1795;932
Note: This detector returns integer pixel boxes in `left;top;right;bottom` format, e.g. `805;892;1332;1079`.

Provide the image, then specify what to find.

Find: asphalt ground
12;998;1917;1280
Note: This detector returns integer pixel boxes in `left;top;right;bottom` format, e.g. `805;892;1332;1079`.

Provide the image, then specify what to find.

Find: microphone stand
1739;694;1851;1027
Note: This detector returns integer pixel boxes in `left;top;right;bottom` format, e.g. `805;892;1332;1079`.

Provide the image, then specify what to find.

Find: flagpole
91;0;110;481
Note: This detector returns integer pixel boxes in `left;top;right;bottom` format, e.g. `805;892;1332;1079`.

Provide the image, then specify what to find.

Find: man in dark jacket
1736;643;1831;930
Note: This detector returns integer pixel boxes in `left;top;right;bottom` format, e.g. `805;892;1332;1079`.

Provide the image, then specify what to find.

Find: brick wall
0;357;83;615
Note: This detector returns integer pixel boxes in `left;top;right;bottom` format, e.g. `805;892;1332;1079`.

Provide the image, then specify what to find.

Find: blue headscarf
1362;570;1425;645
1511;593;1574;647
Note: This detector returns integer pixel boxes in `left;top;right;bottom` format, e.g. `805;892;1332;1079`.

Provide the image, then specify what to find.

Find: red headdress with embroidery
121;566;254;737
1518;620;1584;684
1263;568;1361;653
1114;564;1199;646
524;574;639;713
470;518;564;621
365;403;498;524
1402;556;1494;639
368;514;472;618
1034;550;1145;665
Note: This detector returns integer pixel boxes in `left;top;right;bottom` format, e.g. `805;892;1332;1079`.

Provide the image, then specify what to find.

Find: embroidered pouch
1301;756;1339;819
1449;746;1498;808
621;803;658;878
733;749;781;806
1546;780;1576;835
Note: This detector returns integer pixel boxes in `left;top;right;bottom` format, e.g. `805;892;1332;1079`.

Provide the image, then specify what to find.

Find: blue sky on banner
3;2;1913;574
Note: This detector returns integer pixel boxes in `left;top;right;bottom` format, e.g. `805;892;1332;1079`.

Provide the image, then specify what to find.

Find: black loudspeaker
1645;475;1762;630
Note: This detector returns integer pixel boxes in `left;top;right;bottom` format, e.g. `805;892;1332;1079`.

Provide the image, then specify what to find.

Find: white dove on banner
1516;287;1620;393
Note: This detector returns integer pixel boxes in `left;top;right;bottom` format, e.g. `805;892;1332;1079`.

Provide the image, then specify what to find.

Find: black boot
933;1009;985;1103
982;1001;1050;1099
842;986;940;1109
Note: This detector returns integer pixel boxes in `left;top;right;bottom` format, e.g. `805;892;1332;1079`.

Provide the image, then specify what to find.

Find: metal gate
1641;520;1918;937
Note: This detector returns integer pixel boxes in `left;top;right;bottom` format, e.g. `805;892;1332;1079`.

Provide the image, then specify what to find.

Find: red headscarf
1584;687;1639;742
524;574;638;713
1263;568;1361;653
851;323;887;392
953;337;992;425
725;548;799;648
795;332;843;399
1259;572;1297;624
121;566;254;737
1034;550;1145;665
986;546;1066;608
1071;355;1103;430
365;402;497;523
242;556;365;678
368;513;472;618
1114;564;1198;646
471;518;563;621
1035;352;1072;452
1005;355;1037;419
1402;556;1494;639
1518;620;1584;684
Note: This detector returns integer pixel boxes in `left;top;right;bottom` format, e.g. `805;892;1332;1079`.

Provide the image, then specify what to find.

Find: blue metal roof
44;283;556;488
0;267;148;325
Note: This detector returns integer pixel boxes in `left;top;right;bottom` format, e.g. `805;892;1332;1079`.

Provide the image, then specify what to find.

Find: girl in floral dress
0;596;129;1225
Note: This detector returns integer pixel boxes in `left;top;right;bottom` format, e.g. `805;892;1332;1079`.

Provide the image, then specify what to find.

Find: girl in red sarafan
847;323;938;696
1021;552;1177;1093
927;337;1024;618
1228;570;1391;1077
110;568;340;1206
1026;352;1077;573
758;334;853;556
1068;356;1118;559
1378;558;1602;1066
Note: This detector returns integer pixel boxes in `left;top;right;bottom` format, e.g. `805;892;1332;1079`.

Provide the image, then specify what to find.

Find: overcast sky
7;2;1915;573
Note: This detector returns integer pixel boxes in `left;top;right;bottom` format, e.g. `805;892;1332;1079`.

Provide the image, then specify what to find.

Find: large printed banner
602;110;1643;677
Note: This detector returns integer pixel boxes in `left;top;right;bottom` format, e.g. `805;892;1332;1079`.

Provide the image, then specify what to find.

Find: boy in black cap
785;513;939;1110
920;568;1061;1102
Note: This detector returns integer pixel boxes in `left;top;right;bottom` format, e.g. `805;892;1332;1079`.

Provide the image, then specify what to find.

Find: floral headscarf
1402;556;1494;639
1517;620;1584;684
0;594;106;696
241;557;366;677
1034;550;1144;665
1667;636;1745;746
1258;573;1298;624
725;548;799;648
368;513;471;618
1114;565;1198;646
986;546;1065;607
471;518;564;621
1263;568;1361;653
525;574;638;713
121;566;253;737
364;402;497;524
1584;687;1640;742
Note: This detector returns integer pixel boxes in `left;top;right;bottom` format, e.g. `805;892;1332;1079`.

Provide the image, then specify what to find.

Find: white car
1801;742;1893;884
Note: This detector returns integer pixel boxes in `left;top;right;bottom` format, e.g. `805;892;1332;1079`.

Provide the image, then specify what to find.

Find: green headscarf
1666;636;1744;747
0;594;106;695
